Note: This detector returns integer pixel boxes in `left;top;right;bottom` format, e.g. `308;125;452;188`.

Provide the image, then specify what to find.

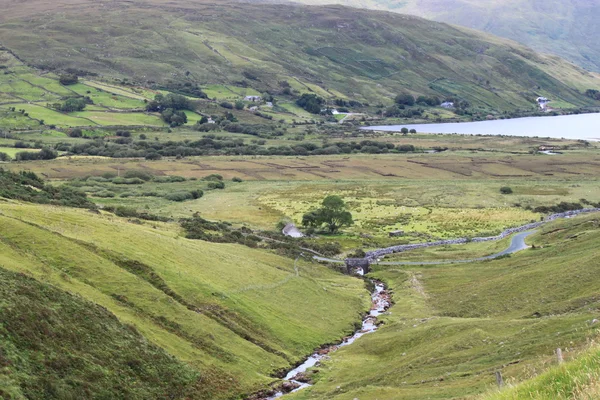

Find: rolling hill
0;199;368;399
0;0;598;113
292;0;600;73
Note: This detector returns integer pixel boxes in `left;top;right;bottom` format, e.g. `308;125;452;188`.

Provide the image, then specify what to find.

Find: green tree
395;92;415;106
234;100;245;110
302;195;353;233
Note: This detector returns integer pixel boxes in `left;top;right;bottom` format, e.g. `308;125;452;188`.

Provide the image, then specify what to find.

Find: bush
0;152;11;161
59;74;78;85
500;186;513;194
145;152;162;160
232;177;243;183
112;177;145;185
202;174;223;181
95;190;116;198
123;170;153;181
15;148;58;161
165;191;194;202
68;128;83;138
207;181;225;190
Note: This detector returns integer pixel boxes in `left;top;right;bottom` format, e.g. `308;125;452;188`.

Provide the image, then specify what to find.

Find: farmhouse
245;95;261;102
441;101;454;109
536;97;550;110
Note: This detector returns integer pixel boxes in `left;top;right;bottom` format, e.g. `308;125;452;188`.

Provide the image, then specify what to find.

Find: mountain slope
0;267;202;400
0;0;598;112
292;0;600;73
0;201;368;398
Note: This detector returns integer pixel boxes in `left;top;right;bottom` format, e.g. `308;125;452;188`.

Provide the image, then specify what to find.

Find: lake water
363;112;600;141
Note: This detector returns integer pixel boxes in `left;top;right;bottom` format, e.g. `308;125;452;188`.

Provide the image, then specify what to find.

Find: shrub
123;170;153;181
145;152;162;160
59;74;78;85
68;128;83;137
112;177;145;185
500;186;513;194
0;152;11;161
165;191;194;202
232;177;243;182
207;181;225;190
95;190;116;198
202;174;223;181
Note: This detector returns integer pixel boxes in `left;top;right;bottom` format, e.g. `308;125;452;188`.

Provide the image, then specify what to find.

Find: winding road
314;230;536;266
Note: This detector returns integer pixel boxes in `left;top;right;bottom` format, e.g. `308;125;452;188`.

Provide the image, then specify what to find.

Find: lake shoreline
362;112;600;141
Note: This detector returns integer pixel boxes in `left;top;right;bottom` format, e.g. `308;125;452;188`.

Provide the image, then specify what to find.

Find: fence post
556;348;563;364
495;371;504;388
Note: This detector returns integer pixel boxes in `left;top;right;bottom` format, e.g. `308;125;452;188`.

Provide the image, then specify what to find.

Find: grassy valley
0;1;599;399
286;213;600;399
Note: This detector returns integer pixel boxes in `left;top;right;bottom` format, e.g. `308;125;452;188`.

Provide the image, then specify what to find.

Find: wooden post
495;371;504;388
556;348;563;364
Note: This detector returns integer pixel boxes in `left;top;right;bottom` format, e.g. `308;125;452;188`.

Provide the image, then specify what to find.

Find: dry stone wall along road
313;208;600;266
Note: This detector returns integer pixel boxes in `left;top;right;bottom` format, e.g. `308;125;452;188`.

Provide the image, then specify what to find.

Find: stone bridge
345;258;372;275
341;208;600;275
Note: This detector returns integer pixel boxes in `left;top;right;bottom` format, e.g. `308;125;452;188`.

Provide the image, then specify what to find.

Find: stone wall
363;208;600;262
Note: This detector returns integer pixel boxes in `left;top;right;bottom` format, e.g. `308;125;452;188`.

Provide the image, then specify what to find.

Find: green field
289;213;600;399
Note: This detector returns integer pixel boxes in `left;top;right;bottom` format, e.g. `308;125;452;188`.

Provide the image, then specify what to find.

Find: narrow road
314;230;536;266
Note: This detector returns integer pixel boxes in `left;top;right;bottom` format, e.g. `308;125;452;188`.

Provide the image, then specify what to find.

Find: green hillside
0;201;369;399
0;267;203;400
0;0;598;112
287;212;600;399
482;344;600;399
293;0;600;73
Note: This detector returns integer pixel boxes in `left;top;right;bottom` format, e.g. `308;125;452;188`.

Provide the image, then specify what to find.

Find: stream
265;281;391;399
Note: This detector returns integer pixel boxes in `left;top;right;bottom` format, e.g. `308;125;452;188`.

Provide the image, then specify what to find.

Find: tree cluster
585;89;600;101
52;97;91;112
296;93;324;114
146;94;192;127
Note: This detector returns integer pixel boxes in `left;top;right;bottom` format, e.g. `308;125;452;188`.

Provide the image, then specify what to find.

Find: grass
1;103;95;127
482;344;600;400
296;0;600;73
0;146;38;157
0;202;369;399
288;212;600;399
71;111;166;126
0;266;204;400
68;83;147;109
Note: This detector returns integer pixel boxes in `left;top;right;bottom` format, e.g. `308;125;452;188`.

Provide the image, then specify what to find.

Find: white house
536;97;550;110
441;101;454;109
244;95;261;102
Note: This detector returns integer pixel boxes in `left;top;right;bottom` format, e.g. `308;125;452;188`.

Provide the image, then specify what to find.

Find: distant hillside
292;0;600;73
0;0;598;113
